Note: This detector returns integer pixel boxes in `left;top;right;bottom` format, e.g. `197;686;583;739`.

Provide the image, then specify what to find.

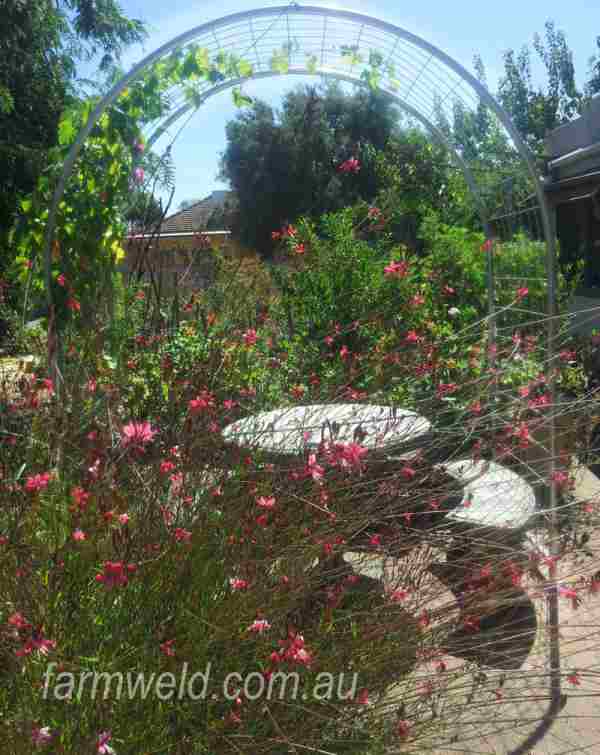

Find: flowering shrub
1;105;597;751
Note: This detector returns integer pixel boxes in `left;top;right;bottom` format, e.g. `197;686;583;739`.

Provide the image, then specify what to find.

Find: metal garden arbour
43;5;563;751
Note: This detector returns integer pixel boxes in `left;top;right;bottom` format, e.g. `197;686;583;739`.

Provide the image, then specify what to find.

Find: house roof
160;191;235;234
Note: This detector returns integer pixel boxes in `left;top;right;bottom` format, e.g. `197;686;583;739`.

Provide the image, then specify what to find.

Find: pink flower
256;513;269;528
306;454;325;481
389;588;409;602
567;671;581;686
384;260;409;278
118;513;129;525
173;528;192;543
436;383;457;398
558;584;580;609
248;619;271;634
16;630;57;657
290;385;305;399
243;328;258;346
515;423;531;448
325;442;368;470
338;157;361;174
121;420;157;449
134;139;145;154
25;472;52;493
160;460;176;475
256;496;276;510
188;390;216;414
229;578;249;591
133;167;145;184
410;294;425;307
404;330;421;344
280;632;313;666
56;274;66;287
481;239;493;252
160;639;176;657
294;243;306;255
72;529;86;542
8;612;31;631
71;487;90;510
396;720;411;739
97;731;116;754
516;287;529;300
67;297;81;312
31;726;53;747
551;470;570;487
559;349;577;363
96;561;134;589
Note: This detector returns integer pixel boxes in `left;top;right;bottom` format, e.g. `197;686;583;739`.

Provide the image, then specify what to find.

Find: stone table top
441;459;537;530
222;403;431;457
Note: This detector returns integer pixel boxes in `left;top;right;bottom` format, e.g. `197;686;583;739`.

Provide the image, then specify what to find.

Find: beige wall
122;234;250;293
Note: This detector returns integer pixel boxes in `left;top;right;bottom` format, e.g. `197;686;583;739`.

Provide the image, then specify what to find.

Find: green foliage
0;0;147;246
219;82;402;255
373;129;477;248
496;21;582;154
585;36;600;98
0;0;66;262
271;209;395;339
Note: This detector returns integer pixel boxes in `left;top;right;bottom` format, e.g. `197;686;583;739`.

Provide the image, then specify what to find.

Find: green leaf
270;50;289;74
306;54;318;74
362;68;381;91
237;59;253;78
184;85;203;108
388;78;401;92
232;87;253;108
195;48;210;73
20;198;32;213
340;45;362;66
369;50;384;68
58;116;76;146
103;354;117;371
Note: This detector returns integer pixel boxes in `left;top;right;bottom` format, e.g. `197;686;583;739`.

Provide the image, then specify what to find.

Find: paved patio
347;465;600;754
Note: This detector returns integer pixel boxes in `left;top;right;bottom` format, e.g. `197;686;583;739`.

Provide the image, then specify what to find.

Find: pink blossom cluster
95;561;137;589
337;157;361;174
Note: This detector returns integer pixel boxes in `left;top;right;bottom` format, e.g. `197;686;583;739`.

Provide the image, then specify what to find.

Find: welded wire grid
144;6;495;154
48;4;600;753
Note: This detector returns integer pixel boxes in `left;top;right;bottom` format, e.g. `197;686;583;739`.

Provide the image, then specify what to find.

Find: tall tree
219;82;401;255
0;0;146;258
497;21;581;154
585;36;600;98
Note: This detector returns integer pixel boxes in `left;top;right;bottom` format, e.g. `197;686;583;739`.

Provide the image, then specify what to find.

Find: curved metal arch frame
146;68;489;223
43;7;561;744
43;4;556;263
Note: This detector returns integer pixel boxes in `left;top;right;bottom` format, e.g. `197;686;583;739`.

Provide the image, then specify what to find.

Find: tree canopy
0;0;146;265
218;83;402;255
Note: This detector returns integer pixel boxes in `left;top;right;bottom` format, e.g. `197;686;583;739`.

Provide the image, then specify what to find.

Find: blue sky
111;0;599;210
